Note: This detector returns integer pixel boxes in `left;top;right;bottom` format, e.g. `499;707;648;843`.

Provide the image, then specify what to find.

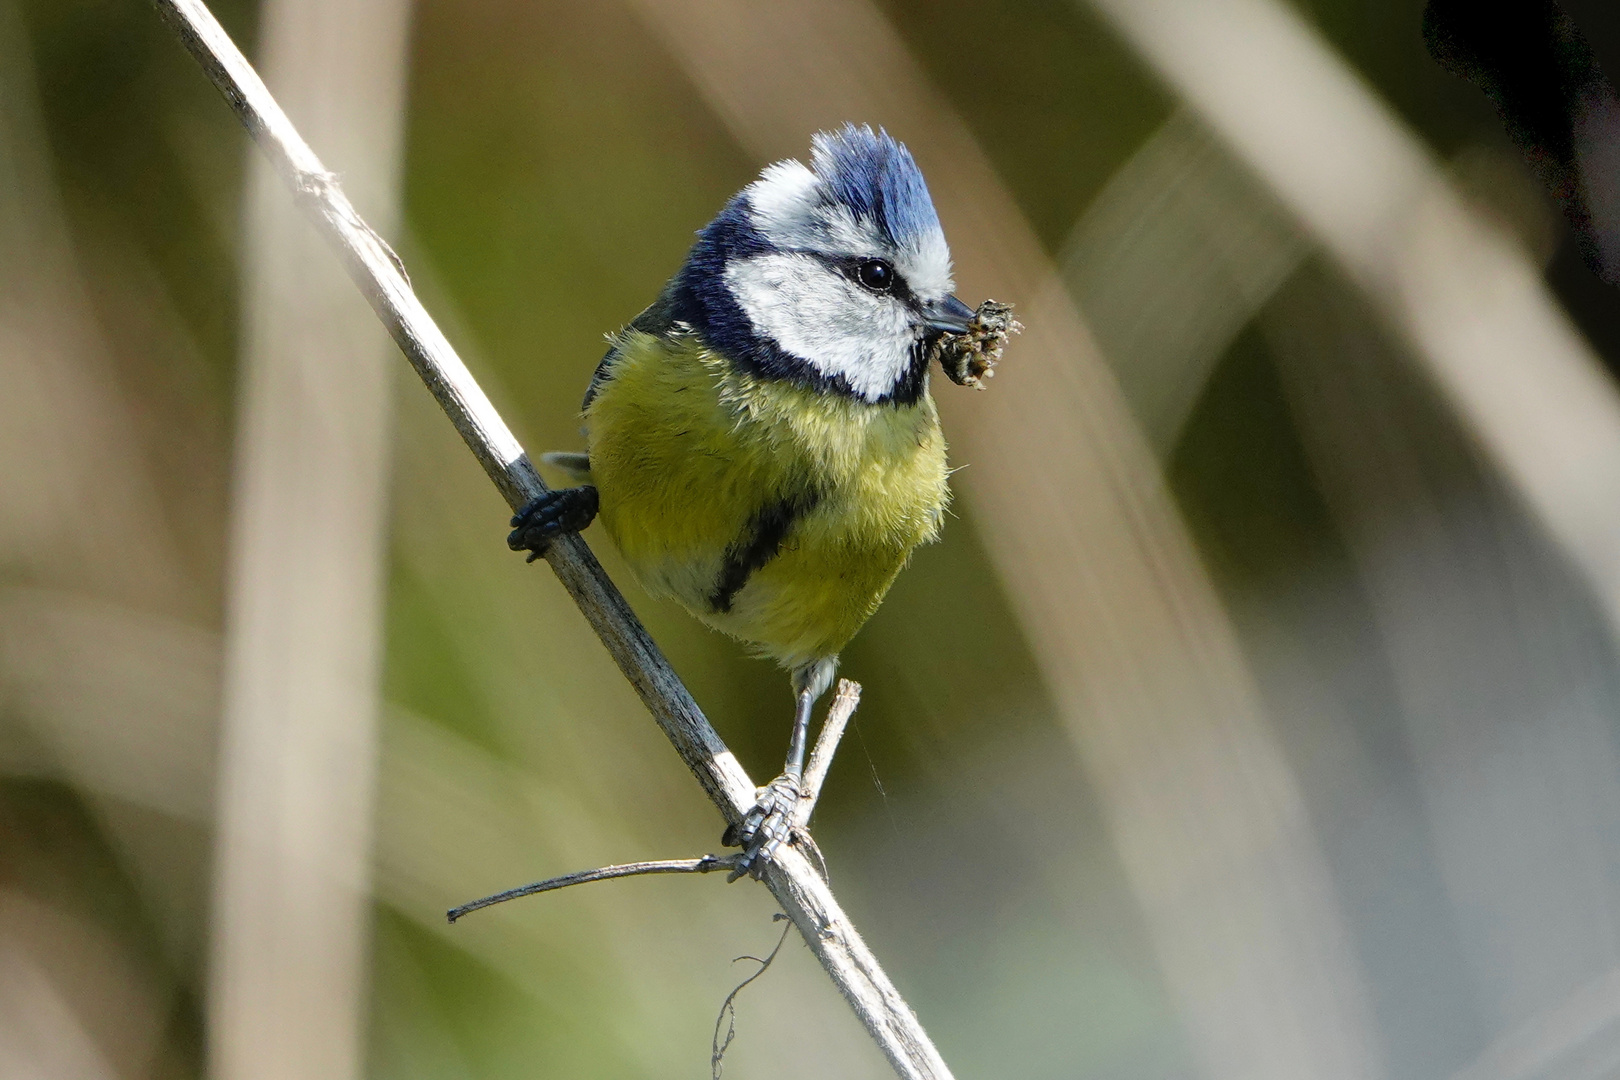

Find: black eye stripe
798;252;917;304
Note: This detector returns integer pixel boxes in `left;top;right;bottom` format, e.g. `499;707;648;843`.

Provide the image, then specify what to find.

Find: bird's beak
923;295;976;334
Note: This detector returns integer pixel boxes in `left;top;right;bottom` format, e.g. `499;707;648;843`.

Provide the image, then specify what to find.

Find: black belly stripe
708;490;821;614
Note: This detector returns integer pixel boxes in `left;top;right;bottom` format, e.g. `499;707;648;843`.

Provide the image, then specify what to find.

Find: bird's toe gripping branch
723;774;803;882
508;485;599;561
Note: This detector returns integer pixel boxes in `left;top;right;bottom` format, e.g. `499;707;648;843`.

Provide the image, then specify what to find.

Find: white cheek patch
724;254;918;401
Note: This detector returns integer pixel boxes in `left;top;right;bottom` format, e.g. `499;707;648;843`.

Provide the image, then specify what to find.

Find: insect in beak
922;294;976;334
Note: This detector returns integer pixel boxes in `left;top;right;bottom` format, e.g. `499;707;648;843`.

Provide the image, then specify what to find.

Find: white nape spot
744;162;879;258
725;253;918;401
746;161;818;229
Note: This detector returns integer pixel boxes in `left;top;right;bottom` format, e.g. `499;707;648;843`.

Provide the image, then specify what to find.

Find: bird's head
673;124;974;405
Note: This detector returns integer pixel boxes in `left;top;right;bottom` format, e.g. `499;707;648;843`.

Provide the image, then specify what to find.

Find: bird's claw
723;774;803;881
508;486;598;561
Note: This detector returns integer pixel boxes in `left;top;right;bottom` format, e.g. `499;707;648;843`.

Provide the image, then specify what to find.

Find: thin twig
147;3;952;1077
798;678;861;827
712;917;794;1080
458;681;858;916
447;856;741;923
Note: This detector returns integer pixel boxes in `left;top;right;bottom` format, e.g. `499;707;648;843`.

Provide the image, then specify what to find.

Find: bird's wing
581;341;621;412
582;286;682;410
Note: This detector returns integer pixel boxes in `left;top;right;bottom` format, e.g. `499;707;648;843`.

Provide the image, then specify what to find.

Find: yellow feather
584;329;949;669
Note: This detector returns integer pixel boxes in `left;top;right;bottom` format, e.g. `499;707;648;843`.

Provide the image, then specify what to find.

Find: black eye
855;259;895;292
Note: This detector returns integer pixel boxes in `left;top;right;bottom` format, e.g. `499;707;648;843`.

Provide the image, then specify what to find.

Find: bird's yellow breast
583;330;949;669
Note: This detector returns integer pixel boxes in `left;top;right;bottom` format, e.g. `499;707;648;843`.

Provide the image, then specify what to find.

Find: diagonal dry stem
146;2;951;1077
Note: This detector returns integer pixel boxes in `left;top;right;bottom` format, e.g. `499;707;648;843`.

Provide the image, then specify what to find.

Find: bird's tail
539;451;593;484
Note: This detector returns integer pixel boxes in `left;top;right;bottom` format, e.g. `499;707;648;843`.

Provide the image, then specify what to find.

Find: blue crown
810;124;942;250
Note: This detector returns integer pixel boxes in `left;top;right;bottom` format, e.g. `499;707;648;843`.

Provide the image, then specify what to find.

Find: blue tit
509;124;982;873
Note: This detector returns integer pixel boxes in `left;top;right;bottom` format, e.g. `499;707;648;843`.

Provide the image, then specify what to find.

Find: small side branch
449;684;861;917
148;4;951;1078
447;856;741;923
798;679;860;827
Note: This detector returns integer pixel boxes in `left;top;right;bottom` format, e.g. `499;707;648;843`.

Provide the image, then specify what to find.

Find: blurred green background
7;0;1620;1078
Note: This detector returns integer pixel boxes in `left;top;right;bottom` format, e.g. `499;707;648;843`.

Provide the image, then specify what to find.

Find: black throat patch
708;489;822;614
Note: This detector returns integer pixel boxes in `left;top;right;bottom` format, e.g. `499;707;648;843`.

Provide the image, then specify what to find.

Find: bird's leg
784;683;813;784
726;659;835;880
725;688;815;881
507;486;599;562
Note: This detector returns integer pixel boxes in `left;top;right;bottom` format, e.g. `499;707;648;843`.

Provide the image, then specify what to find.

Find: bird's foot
722;773;803;881
507;486;598;562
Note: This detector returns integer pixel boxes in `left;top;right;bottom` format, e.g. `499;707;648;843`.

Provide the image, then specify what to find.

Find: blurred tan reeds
1075;0;1620;1068
0;889;171;1080
1267;270;1620;1074
625;3;1387;1079
1063;107;1307;457
1083;0;1620;1072
1086;0;1620;642
207;1;411;1079
0;2;216;1076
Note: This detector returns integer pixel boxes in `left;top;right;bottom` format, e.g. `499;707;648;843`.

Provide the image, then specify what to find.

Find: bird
507;124;990;876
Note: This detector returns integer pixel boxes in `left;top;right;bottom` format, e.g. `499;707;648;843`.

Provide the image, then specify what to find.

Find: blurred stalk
1083;0;1620;651
0;0;188;613
626;3;1385;1079
1267;268;1620;1069
208;1;411;1079
1074;1;1620;1068
0;1;219;1072
1062;108;1306;456
1449;967;1620;1080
